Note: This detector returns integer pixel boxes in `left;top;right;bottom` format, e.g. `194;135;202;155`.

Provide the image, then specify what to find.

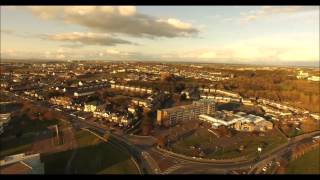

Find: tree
157;135;167;147
175;83;186;93
180;93;187;101
141;123;152;136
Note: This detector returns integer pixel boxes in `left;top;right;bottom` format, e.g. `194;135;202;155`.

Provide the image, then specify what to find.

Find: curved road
7;91;320;174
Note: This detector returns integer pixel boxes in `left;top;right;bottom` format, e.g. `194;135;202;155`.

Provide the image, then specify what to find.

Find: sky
1;6;319;65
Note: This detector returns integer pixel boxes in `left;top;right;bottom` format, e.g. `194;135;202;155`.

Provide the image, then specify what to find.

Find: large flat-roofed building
199;111;273;132
157;99;215;127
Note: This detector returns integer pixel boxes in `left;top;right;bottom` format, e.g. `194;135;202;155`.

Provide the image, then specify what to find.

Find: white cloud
240;6;318;24
198;51;217;59
105;49;120;55
25;6;199;38
44;32;133;46
56;54;66;59
118;6;136;16
29;6;63;20
158;18;192;30
1;29;14;34
64;6;96;15
168;33;319;62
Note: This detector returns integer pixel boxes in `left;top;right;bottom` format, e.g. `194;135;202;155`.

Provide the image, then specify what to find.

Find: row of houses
199;88;241;98
111;84;153;94
23;91;44;100
92;111;132;127
296;70;320;81
49;97;133;127
200;95;241;103
257;98;307;114
258;104;292;117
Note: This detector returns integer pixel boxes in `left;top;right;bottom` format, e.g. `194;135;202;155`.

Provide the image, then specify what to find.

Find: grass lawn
0;117;60;159
285;146;320;174
0;134;34;158
41;150;73;174
170;128;287;160
42;130;139;174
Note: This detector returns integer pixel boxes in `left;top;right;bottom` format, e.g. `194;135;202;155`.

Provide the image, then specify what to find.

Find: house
242;99;254;106
181;87;199;100
49;96;72;107
120;116;132;126
74;91;95;97
308;76;320;82
128;107;136;114
131;98;151;108
84;101;106;113
296;70;309;79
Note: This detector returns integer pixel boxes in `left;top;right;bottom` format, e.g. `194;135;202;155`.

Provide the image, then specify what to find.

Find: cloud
29;6;64;20
105;49;120;55
1;46;136;61
167;33;319;62
1;29;14;35
25;6;199;38
43;32;134;46
240;6;318;24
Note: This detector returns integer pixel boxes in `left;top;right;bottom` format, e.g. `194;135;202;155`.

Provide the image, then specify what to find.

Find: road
159;131;320;174
4;90;320;174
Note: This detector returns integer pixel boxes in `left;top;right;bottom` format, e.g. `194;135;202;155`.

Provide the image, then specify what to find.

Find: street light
257;147;262;160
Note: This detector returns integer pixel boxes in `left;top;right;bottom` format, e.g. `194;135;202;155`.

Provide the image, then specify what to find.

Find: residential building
308;76;320;82
131;98;151;108
84;101;106;113
111;84;153;94
296;70;309;79
157;99;215;127
74;91;95;97
49;96;72;107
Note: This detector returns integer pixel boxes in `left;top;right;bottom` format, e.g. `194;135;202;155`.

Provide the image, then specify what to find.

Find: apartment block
157;99;215;127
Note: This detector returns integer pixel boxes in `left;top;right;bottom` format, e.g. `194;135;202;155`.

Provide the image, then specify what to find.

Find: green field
42;130;139;174
0;135;34;158
285;146;320;174
170;128;287;160
0;118;58;158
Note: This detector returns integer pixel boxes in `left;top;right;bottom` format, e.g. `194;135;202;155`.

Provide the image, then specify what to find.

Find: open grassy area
41;130;139;174
1;115;58;138
170;128;287;160
0;135;34;158
285;146;320;174
0;116;59;159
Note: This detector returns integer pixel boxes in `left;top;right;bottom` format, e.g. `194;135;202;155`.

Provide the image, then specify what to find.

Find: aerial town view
0;6;319;175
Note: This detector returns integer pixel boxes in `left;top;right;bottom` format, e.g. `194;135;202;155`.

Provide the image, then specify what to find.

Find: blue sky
1;6;319;64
